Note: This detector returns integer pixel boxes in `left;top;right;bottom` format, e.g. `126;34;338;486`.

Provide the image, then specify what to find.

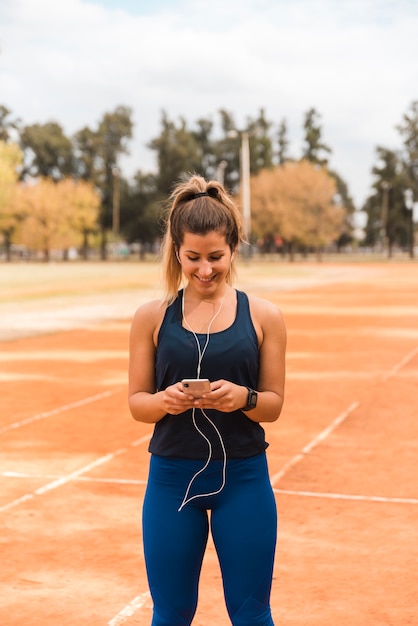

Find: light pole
240;131;251;243
403;188;415;259
227;130;251;254
215;160;228;186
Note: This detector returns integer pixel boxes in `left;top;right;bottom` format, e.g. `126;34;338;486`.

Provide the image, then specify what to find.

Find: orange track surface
1;262;417;625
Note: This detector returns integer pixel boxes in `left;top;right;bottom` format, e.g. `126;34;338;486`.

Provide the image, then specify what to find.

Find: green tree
397;100;418;196
302;107;332;166
20;121;74;180
122;171;161;255
363;146;408;255
0;105;21;142
97;105;133;232
215;108;274;193
214;109;241;191
396;101;418;257
73;105;133;258
72;126;102;182
328;169;356;248
276;118;290;165
191;117;217;178
247;108;274;172
148;111;203;195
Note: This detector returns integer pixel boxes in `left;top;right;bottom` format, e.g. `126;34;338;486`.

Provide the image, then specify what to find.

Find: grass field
1;259;417;625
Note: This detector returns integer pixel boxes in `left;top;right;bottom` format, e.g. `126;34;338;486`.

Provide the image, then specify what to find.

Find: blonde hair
160;174;246;303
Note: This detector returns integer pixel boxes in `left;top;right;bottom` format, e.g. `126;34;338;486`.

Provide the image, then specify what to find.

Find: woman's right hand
161;383;196;415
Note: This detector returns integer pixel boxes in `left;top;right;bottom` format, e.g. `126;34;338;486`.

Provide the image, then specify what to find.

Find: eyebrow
184;249;225;254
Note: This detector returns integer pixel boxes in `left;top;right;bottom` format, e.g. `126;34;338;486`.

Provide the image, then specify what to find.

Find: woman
128;174;286;626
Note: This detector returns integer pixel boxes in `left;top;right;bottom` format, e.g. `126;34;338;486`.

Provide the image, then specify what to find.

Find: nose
197;260;212;277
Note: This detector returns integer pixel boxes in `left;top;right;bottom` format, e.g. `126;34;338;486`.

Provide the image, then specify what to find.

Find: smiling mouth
196;275;215;283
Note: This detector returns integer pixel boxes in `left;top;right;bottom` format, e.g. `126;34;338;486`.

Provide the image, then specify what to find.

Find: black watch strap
242;387;258;411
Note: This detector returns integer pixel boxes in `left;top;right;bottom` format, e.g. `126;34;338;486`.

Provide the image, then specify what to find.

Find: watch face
247;388;257;409
249;390;257;408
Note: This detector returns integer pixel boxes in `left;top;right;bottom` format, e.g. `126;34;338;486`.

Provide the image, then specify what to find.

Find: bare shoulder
130;297;168;336
248;293;284;320
247;294;286;336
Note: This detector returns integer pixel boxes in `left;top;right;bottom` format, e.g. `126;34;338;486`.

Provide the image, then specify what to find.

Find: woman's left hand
193;379;247;413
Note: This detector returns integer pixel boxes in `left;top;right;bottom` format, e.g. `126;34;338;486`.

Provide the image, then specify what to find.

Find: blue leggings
142;453;277;626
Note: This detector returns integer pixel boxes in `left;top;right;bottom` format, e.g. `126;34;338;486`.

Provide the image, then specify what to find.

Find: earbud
175;250;181;264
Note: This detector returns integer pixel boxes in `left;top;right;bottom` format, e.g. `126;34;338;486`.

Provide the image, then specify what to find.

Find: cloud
1;0;418;208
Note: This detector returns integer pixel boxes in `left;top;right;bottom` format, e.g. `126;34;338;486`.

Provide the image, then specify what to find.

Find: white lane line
108;592;152;626
270;401;359;485
0;390;118;436
0;349;128;362
274;488;418;505
0;435;150;513
381;345;418;382
101;346;418;626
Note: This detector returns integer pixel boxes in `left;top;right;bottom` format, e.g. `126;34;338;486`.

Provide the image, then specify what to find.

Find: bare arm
244;296;287;422
128;299;198;423
189;296;287;423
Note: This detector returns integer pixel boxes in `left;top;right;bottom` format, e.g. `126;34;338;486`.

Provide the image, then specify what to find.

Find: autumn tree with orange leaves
250;160;346;259
17;178;100;261
0;141;24;260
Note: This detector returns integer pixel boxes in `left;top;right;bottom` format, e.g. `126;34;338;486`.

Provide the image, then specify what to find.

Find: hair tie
193;192;209;198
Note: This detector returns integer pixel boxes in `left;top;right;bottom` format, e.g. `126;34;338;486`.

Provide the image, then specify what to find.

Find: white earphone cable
178;289;227;512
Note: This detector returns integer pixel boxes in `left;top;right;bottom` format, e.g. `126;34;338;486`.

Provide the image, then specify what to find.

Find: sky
1;0;418;214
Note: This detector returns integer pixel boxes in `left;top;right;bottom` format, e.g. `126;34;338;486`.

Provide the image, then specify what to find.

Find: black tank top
149;289;267;459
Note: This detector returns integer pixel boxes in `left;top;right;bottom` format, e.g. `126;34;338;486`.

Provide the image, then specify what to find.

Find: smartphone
181;378;211;398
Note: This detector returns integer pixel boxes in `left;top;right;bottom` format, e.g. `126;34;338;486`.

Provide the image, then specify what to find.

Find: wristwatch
242;387;258;411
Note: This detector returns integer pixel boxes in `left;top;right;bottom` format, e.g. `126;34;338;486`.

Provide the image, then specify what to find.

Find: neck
182;288;226;335
184;284;229;305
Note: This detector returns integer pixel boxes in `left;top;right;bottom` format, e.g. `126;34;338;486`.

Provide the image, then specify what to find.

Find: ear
175;249;181;263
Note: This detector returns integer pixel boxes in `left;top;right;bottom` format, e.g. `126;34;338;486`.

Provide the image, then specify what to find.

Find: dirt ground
0;261;417;625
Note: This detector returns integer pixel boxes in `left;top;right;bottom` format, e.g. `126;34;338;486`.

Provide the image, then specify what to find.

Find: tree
0;141;24;260
61;179;101;259
72;105;133;258
72;126;102;182
148;111;203;195
215;108;274;193
363;146;408;255
20;121;74;180
96;106;133;247
191;117;217;179
251;160;345;259
214;109;241;191
302;107;332;166
122;171;161;255
17;178;94;260
397;100;418;195
0;105;21;143
396;101;418;257
328;169;356;247
246;108;274;172
276;118;290;165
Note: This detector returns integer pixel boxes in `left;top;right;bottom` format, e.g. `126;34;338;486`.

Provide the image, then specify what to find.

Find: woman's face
177;230;234;296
